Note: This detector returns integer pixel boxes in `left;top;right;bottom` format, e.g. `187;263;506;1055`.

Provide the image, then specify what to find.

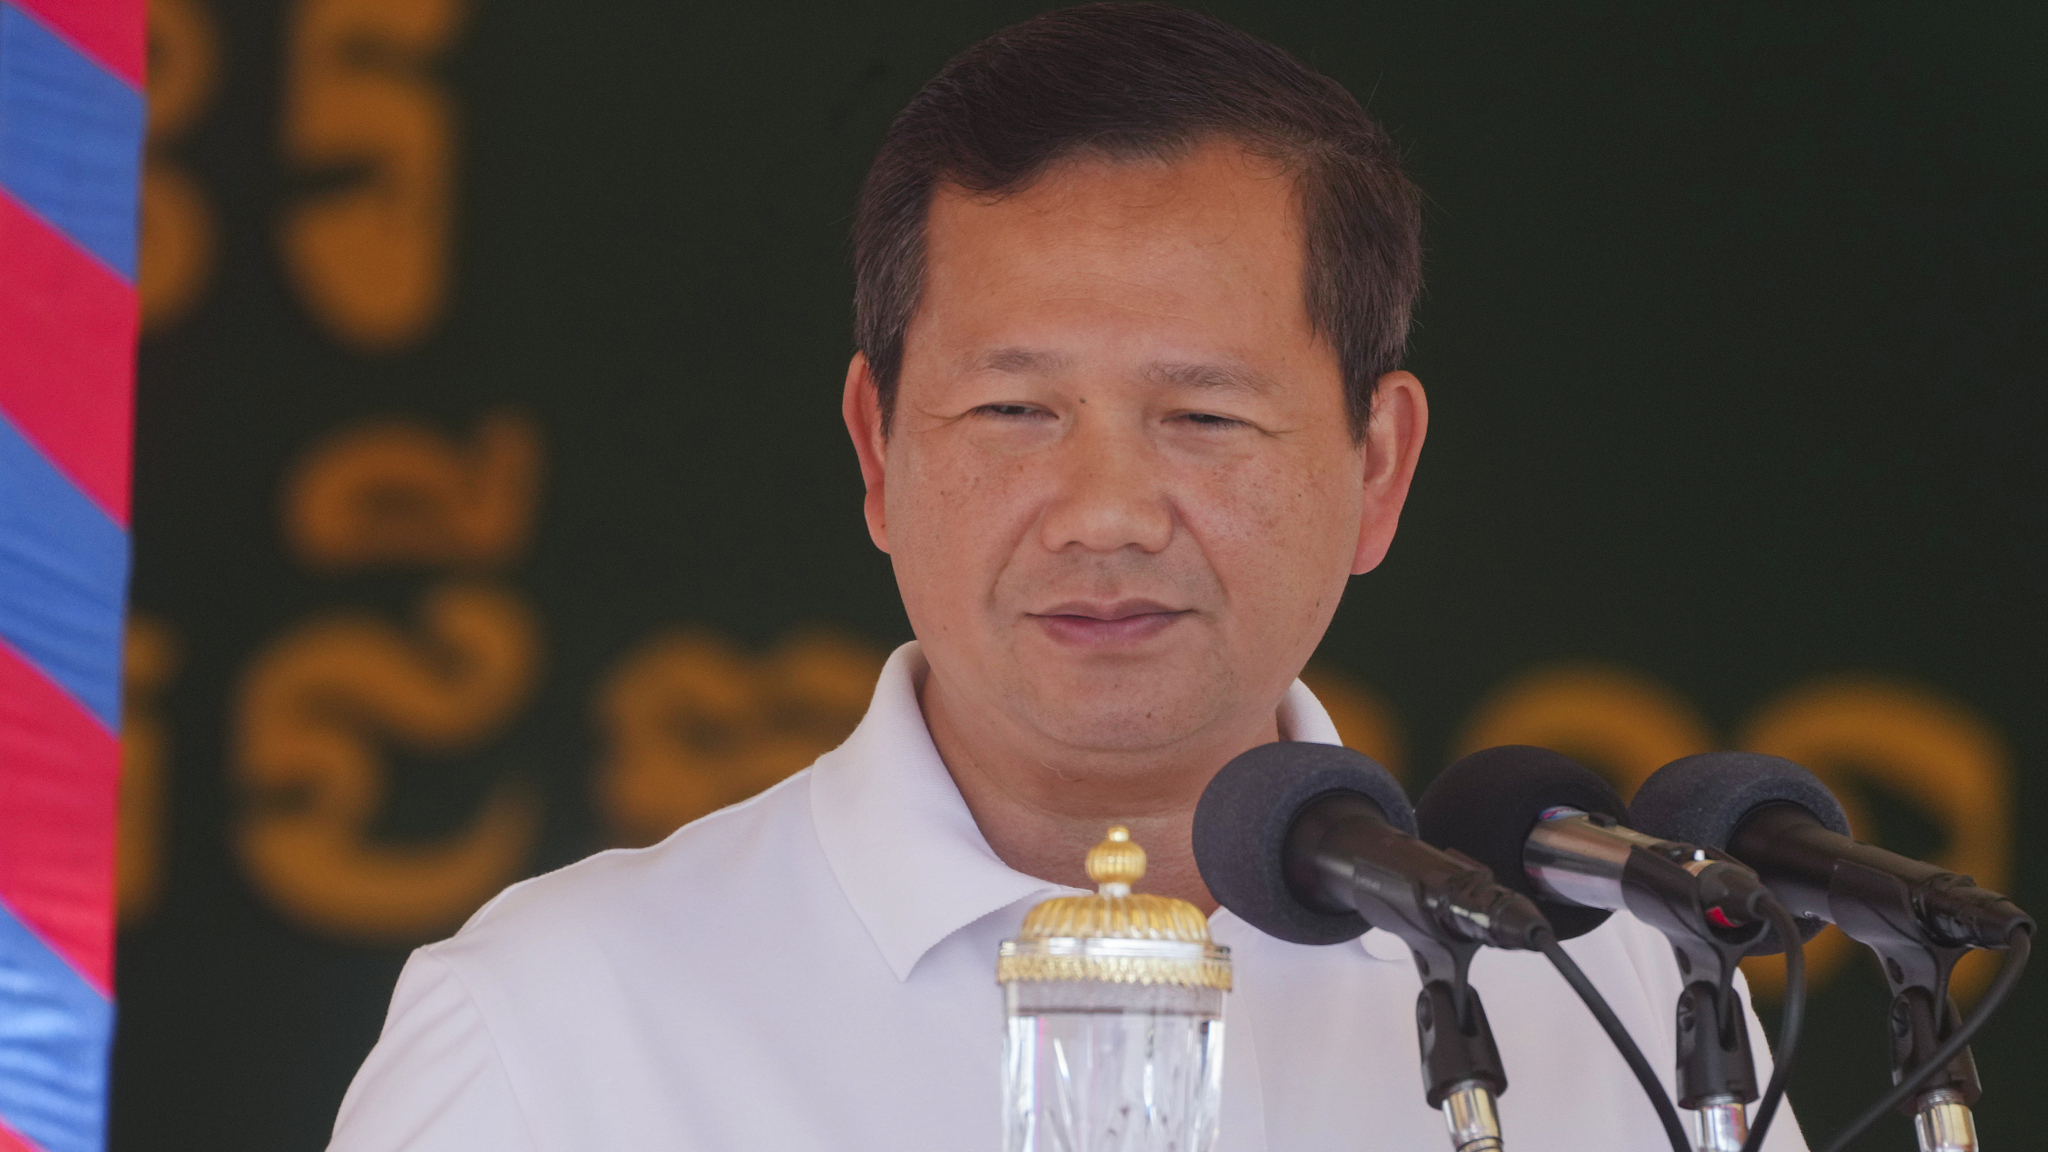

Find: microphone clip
1410;932;1509;1110
1833;859;1985;1114
1619;847;1771;1110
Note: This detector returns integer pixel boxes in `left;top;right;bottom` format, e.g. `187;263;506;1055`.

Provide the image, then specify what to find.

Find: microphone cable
1741;894;1807;1152
1532;924;1692;1152
1817;925;2033;1152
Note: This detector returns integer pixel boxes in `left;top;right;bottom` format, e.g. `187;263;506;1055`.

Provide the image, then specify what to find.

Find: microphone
1193;742;1544;1151
1414;746;1797;951
1631;753;2036;1151
1415;747;1807;1152
1193;741;1545;953
1627;752;2030;951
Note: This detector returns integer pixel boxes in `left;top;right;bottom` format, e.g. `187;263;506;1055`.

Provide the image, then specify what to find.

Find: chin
1014;669;1234;754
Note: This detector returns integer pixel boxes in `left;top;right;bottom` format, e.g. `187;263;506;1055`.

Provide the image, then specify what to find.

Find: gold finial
1086;825;1147;894
1000;823;1229;989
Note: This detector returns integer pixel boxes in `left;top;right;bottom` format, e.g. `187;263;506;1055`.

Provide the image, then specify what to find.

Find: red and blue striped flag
0;0;144;1149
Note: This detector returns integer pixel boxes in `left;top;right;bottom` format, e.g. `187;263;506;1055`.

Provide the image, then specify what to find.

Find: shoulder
427;767;823;974
328;769;858;1148
331;947;540;1150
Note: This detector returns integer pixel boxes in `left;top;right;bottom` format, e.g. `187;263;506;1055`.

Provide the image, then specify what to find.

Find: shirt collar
809;641;1350;982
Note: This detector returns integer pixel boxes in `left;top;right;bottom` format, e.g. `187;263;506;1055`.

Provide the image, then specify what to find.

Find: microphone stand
1618;850;1773;1152
1830;870;1984;1152
1624;763;2041;1151
1410;932;1508;1152
1721;805;2038;1150
1665;932;1761;1151
1285;791;1541;1152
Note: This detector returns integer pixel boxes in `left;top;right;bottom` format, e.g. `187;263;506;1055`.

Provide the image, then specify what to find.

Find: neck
918;673;1285;915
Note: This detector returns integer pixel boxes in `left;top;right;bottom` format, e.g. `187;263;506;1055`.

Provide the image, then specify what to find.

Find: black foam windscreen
1192;741;1415;946
1414;745;1625;941
1629;751;1853;952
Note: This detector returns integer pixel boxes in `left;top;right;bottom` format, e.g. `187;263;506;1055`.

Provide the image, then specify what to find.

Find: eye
973;403;1051;420
1176;411;1245;429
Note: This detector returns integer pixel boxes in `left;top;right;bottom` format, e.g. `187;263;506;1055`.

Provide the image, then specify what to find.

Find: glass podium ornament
997;826;1231;1152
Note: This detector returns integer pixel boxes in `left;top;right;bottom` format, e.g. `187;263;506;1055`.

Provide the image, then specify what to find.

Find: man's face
848;139;1420;760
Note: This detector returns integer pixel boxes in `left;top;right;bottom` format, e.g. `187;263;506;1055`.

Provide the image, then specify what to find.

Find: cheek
1178;452;1361;615
884;441;1045;605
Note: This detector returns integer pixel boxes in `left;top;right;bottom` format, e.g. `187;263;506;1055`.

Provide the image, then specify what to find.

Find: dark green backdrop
121;2;2048;1149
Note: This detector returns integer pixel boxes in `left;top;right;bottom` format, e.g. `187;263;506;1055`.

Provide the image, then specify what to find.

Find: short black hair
853;2;1422;438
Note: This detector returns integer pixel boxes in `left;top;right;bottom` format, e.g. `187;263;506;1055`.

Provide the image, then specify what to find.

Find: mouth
1027;600;1192;647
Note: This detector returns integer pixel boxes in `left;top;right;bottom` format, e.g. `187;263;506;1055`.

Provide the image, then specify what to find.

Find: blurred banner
0;1;145;1151
119;2;2045;1150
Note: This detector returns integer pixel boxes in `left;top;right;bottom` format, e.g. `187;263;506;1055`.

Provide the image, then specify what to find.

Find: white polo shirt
328;642;1806;1151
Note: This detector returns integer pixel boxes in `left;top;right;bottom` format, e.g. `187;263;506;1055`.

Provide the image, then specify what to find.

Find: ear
1351;371;1428;575
842;352;892;553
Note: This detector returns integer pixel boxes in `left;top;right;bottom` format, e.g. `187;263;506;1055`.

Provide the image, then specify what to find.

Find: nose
1037;419;1175;555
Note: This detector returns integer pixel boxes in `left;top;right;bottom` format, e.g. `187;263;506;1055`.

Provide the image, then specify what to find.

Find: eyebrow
966;348;1276;396
972;347;1071;375
1145;360;1277;395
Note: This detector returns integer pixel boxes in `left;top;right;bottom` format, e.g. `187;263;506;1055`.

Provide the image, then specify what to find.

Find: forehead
912;140;1317;360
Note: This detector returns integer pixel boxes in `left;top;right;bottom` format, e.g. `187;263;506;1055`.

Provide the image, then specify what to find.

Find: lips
1028;600;1190;646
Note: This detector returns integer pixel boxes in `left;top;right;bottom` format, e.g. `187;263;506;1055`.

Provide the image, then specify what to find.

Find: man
329;5;1802;1149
